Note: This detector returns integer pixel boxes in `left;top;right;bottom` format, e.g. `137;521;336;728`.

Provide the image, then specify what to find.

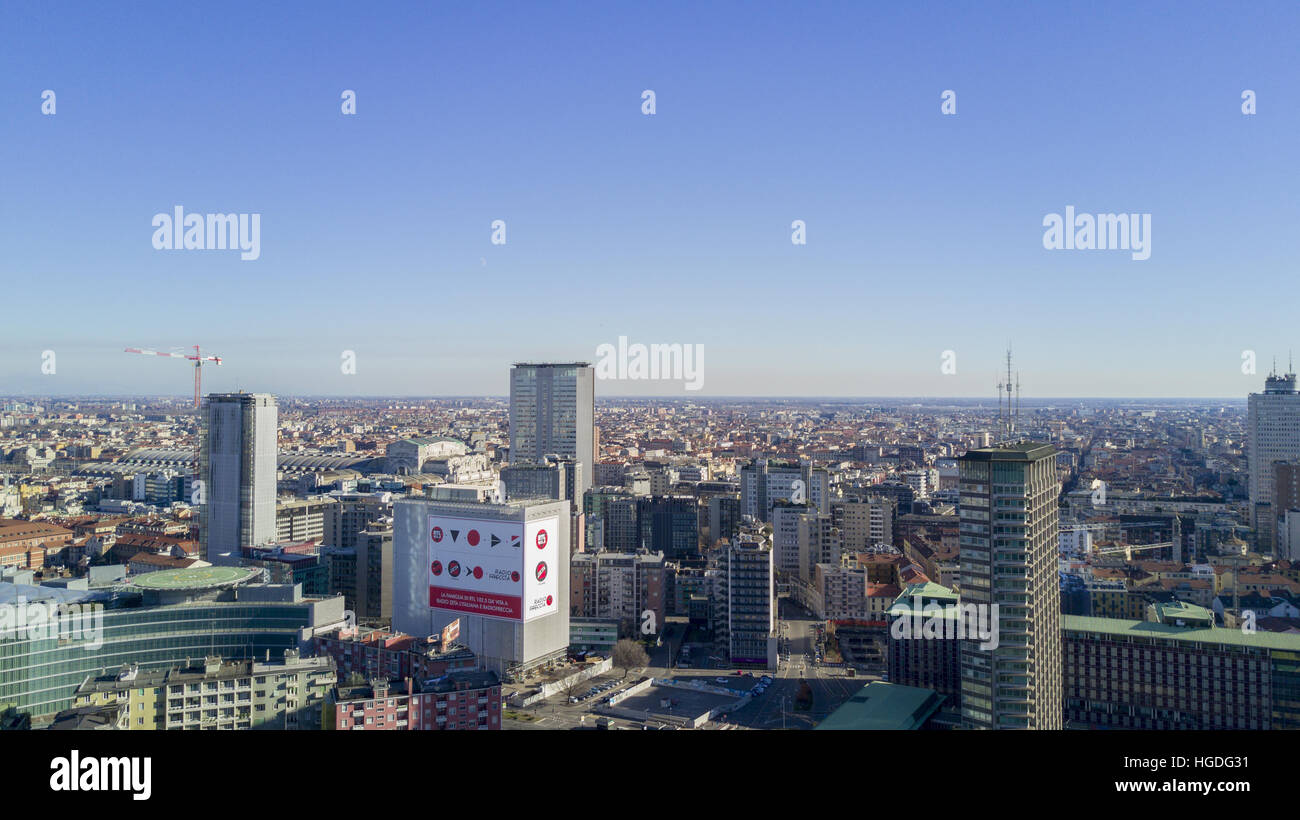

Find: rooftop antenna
1015;371;1021;426
1004;346;1014;439
995;371;1005;432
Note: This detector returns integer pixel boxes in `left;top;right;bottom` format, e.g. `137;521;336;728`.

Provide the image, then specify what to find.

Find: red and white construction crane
124;345;223;408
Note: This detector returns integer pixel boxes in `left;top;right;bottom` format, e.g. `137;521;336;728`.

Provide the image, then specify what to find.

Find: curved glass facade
0;600;326;719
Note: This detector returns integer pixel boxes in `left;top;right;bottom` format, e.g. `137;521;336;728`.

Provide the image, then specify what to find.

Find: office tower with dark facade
958;443;1061;730
637;495;700;559
887;581;963;708
200;393;278;565
509;363;595;498
714;534;776;669
706;492;741;547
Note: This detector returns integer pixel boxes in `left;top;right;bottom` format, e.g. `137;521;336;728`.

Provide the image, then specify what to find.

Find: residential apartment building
330;670;501;731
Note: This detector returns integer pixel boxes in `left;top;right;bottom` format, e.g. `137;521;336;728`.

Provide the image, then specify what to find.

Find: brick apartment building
330;670;501;730
0;518;73;570
314;627;478;682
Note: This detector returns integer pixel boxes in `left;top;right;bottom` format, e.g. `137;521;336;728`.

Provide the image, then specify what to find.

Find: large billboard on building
427;514;558;622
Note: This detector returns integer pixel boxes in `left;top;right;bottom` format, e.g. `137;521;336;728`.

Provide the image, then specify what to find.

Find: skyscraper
957;442;1061;730
200;393;278;565
714;533;776;669
1248;367;1300;555
509;363;594;498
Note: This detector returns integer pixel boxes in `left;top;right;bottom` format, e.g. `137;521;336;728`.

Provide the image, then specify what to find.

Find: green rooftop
888;581;960;616
1062;614;1300;652
1149;600;1215;627
131;566;258;590
815;682;946;731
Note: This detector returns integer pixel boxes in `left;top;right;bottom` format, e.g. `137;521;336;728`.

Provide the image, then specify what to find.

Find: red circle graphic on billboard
431;527;443;542
536;529;548;549
511;570;520;583
535;561;548;582
472;566;483;579
467;529;480;547
546;595;553;606
430;560;443;576
448;560;461;578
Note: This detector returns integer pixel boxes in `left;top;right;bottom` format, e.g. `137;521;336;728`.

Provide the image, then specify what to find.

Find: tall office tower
393;496;570;678
712;533;776;669
1248;368;1300;555
958;443;1061;730
509;363;595;498
200;393;278;565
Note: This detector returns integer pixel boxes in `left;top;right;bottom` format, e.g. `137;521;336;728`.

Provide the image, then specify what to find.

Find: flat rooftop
131;566;258;590
815;682;945;731
617;682;738;720
1062;614;1300;652
959;442;1056;461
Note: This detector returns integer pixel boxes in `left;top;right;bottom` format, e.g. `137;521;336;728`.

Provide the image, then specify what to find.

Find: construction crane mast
124;345;223;409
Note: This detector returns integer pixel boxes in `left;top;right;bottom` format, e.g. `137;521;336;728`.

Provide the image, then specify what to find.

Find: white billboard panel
522;516;559;621
426;514;558;622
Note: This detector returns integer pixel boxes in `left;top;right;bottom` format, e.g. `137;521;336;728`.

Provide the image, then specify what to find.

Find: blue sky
1;0;1297;398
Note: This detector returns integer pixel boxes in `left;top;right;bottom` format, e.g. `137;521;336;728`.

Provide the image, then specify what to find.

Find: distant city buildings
739;459;828;522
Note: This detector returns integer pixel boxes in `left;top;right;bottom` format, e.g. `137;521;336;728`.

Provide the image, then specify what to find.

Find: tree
612;639;649;679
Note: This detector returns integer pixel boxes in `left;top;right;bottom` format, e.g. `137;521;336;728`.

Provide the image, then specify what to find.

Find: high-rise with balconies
958;442;1061;730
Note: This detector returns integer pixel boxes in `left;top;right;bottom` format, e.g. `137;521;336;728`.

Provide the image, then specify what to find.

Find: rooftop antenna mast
1015;371;1021;426
995;370;1005;435
1004;346;1014;439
